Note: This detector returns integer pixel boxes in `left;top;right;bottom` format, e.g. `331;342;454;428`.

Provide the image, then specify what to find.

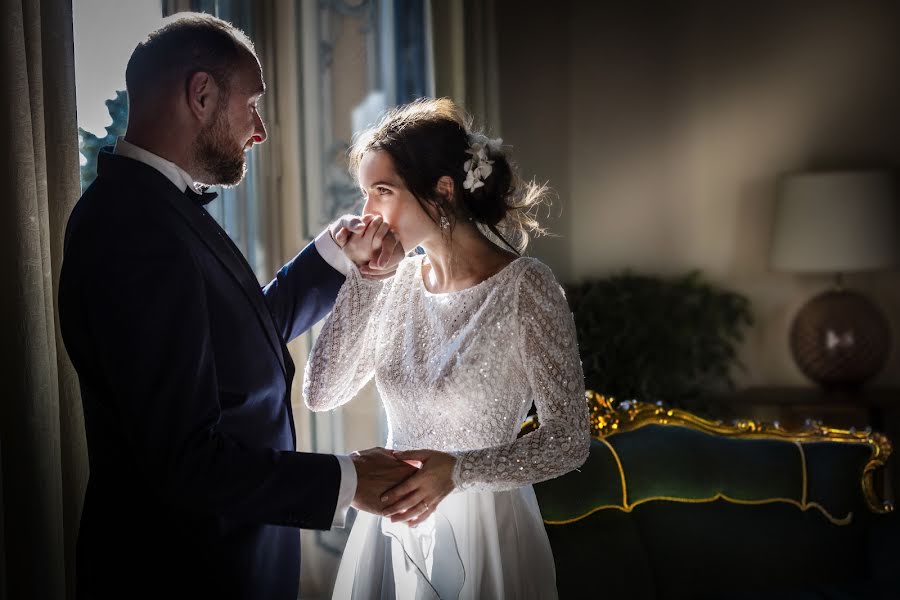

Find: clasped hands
349;447;457;526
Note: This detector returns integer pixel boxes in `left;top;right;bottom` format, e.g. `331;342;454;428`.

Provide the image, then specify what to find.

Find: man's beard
193;108;247;187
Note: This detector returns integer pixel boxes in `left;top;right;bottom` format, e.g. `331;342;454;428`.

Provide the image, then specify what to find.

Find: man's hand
329;214;366;250
350;447;418;515
330;214;405;280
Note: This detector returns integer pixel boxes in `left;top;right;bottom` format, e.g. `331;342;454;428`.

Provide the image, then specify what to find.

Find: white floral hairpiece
463;134;503;191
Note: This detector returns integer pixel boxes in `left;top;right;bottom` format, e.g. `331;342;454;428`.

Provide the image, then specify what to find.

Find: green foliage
566;271;754;405
79;90;128;191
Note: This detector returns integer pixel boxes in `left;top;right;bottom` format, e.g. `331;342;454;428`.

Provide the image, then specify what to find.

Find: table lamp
770;170;899;389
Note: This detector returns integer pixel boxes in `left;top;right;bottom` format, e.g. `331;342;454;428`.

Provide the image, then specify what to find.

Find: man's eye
378;187;391;195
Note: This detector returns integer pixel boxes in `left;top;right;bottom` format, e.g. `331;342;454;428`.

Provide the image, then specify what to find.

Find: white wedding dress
304;255;590;600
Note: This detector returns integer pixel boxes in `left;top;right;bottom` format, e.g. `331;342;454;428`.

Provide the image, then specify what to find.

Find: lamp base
789;288;890;389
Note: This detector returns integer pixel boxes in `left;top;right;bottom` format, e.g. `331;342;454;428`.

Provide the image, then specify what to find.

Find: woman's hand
380;449;457;526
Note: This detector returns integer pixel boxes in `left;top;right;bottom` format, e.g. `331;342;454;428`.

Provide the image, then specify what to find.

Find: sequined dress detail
304;255;590;600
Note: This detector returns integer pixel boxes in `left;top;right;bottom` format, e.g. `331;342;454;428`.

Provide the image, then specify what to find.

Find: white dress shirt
113;138;357;528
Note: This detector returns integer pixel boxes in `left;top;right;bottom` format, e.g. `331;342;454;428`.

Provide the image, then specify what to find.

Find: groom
58;13;413;600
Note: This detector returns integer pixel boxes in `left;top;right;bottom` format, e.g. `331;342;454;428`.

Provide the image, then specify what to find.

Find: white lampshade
770;171;899;273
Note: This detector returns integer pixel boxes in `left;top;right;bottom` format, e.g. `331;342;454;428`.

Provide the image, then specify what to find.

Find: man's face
194;57;267;187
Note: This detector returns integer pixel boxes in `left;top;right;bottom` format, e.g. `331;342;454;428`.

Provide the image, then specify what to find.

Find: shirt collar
113;137;200;194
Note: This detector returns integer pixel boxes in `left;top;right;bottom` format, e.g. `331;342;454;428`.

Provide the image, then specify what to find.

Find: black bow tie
184;186;219;206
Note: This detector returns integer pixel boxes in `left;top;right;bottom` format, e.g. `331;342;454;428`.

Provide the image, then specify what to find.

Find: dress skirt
331;485;558;600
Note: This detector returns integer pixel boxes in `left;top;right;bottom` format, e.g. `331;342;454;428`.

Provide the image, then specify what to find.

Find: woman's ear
435;176;455;202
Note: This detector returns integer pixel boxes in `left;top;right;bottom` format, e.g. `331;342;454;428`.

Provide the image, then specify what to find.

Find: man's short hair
125;12;256;109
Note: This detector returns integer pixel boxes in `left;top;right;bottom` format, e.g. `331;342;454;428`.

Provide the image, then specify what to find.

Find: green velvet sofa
530;392;898;600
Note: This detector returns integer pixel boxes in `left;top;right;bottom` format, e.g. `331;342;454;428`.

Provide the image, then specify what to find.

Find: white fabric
333;455;358;528
304;255;590;599
113;137;195;192
315;229;354;276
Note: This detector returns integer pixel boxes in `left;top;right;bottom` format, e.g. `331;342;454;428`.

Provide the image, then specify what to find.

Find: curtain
162;0;192;14
429;0;501;131
0;0;88;598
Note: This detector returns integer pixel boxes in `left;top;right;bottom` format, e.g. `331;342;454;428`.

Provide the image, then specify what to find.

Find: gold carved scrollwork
524;390;894;516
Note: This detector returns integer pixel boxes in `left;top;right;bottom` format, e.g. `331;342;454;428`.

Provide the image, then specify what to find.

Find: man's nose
252;112;267;144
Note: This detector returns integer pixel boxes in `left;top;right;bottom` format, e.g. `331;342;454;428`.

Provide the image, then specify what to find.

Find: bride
303;98;590;599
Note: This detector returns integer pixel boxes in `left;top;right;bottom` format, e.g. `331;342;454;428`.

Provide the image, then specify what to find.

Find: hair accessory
463;134;503;191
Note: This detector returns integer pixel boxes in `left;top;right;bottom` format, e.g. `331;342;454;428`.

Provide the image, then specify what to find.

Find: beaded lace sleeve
303;266;386;412
450;261;590;492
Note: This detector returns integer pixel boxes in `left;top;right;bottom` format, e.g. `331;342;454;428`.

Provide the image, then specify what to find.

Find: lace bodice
303;255;590;492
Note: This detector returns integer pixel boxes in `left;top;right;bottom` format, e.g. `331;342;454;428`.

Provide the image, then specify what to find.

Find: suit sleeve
263;238;346;344
87;221;340;529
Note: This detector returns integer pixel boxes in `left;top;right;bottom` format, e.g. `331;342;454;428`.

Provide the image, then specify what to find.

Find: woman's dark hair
349;98;551;253
126;12;256;111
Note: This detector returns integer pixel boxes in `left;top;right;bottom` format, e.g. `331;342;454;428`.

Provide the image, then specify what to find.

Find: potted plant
565;271;754;409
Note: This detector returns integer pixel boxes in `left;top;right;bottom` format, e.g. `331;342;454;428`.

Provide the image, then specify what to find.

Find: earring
439;215;450;229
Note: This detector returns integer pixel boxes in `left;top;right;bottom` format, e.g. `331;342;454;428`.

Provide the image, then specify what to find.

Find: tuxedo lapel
167;193;299;445
94;150;289;381
164;193;290;380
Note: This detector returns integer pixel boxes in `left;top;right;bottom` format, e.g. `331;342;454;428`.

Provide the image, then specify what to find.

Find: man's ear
186;71;221;123
435;176;455;203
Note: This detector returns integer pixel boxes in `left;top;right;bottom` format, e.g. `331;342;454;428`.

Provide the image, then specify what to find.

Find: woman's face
359;150;440;252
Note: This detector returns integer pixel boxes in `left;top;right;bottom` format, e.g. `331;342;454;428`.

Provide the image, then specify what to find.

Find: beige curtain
0;0;88;598
162;0;192;14
430;0;501;132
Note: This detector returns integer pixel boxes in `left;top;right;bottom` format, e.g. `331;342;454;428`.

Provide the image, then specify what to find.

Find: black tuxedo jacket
59;149;345;599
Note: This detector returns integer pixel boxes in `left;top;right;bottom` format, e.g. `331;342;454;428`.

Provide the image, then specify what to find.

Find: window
76;2;434;594
187;0;266;277
74;0;162;191
299;0;432;238
75;0;267;279
295;0;432;568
